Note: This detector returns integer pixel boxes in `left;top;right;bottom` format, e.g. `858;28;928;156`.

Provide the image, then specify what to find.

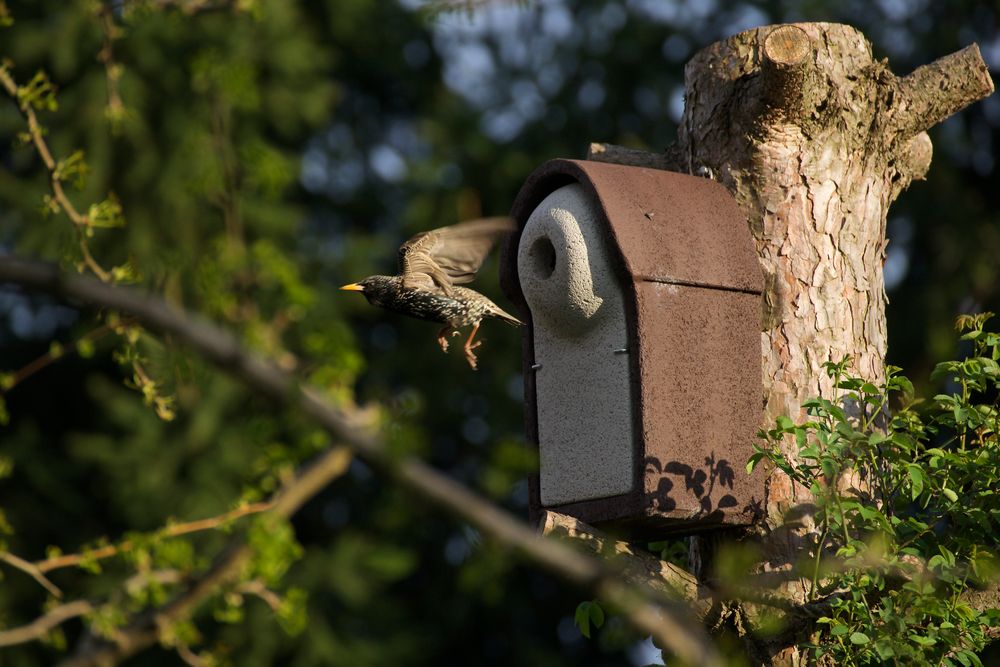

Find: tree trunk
588;21;993;663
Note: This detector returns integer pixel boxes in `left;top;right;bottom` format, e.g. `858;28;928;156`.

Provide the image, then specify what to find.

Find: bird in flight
340;217;522;370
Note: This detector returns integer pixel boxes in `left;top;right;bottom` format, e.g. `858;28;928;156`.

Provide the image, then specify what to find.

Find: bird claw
437;327;457;353
463;339;483;370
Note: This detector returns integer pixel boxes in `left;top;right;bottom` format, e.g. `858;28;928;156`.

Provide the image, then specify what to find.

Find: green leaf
574;601;592;639
850;632;870;645
909;634;937;647
907;464;924;500
942;487;958;503
76;338;96;359
588;600;605;629
775;415;795;431
86;195;125;228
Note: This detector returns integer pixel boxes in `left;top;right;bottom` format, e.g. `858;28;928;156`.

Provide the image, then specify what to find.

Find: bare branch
0;255;724;667
758;25;816;119
2;323;116;396
176;643;207;666
0;600;93;648
0;552;63;598
893;43;995;139
234;580;283;612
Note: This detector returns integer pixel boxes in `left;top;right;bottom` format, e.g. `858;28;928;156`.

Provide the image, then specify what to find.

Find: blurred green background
0;1;996;665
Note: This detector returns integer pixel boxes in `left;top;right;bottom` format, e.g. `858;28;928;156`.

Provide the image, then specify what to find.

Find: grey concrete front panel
516;184;635;506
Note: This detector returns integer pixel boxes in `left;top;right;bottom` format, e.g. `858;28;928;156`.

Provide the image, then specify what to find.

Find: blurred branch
176;643;207;667
96;4;125;127
420;0;528;18
0;600;94;648
234;580;282;612
0;255;725;667
0;552;63;598
0;571;184;650
1;322;116;396
31;501;273;575
140;0;247;15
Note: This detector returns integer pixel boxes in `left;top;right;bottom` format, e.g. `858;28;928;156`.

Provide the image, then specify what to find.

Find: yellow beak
339;283;365;292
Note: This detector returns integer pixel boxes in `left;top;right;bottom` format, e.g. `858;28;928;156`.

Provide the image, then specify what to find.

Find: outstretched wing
398;217;514;293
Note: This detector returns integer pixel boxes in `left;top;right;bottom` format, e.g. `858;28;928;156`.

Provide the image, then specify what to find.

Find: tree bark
589;21;993;664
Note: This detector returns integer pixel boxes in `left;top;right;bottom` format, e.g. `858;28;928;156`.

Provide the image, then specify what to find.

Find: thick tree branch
893;43;995;139
759;25;816;118
0;256;724;667
541;509;1000;652
541;510;714;619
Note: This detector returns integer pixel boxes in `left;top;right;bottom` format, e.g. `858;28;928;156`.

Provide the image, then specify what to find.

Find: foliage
0;0;997;665
574;599;605;639
752;314;1000;665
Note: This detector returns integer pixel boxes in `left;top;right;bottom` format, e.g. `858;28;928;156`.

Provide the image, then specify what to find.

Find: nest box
500;159;765;537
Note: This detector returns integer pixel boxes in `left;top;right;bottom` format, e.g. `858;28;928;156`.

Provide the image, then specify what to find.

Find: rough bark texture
587;21;994;663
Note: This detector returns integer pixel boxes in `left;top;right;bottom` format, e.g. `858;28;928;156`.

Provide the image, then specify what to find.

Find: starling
340;217;522;369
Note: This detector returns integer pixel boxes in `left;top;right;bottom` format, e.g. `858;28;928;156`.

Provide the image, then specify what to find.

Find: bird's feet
463;340;482;370
462;322;483;370
437;327;459;353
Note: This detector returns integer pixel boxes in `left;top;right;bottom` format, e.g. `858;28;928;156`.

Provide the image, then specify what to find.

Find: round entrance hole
529;235;557;279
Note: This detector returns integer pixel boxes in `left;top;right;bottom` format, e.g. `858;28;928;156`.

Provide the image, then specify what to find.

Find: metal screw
613;347;628;354
695;165;716;180
531;363;542;370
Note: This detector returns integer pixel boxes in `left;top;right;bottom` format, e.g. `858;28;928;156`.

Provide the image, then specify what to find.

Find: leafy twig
95;4;126;128
0;66;111;281
34;501;274;575
1;323;117;396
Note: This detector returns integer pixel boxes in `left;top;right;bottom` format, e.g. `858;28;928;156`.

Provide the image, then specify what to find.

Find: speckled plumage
341;218;522;369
